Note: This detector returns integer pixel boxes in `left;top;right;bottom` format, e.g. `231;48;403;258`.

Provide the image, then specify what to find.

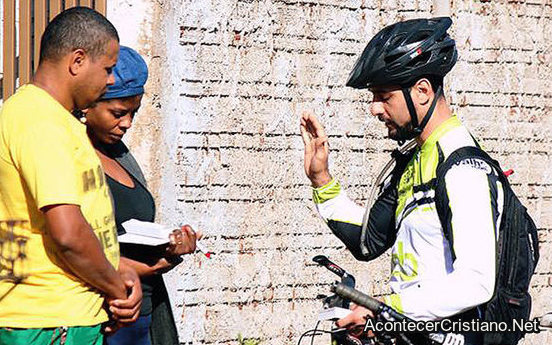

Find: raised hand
300;111;332;187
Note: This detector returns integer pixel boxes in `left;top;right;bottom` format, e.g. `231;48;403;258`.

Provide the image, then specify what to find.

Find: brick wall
447;3;552;344
115;1;552;344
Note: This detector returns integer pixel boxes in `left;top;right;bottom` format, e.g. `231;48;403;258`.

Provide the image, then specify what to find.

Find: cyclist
301;17;503;345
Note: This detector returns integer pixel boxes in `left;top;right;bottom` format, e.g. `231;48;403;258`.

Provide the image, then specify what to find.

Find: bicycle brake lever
312;255;347;278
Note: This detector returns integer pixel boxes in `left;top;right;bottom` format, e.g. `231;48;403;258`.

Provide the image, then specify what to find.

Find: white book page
118;219;174;246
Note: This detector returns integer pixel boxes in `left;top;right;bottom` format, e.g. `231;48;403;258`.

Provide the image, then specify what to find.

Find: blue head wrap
102;46;148;99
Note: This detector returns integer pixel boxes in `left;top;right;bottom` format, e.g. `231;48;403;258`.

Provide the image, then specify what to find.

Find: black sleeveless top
106;173;159;316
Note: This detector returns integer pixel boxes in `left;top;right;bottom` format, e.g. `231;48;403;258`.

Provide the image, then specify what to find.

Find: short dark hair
408;75;445;98
39;7;119;63
425;75;444;93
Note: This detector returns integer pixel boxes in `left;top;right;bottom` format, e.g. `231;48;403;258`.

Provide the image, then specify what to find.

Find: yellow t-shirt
0;84;120;327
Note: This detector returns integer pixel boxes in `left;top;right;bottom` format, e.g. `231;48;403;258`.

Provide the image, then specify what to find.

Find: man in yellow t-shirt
0;8;141;345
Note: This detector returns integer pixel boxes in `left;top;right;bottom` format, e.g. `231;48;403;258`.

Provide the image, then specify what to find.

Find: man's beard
388;121;417;142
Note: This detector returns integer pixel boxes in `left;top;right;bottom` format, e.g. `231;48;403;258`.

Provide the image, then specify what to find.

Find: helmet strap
399;84;443;141
402;87;419;130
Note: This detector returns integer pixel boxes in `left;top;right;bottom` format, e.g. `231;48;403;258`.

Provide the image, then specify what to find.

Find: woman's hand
165;225;202;256
152;257;182;274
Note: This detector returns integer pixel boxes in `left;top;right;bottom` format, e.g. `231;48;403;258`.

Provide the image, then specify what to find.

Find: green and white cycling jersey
313;116;504;321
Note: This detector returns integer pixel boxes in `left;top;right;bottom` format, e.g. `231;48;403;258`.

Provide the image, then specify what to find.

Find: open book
119;219;174;246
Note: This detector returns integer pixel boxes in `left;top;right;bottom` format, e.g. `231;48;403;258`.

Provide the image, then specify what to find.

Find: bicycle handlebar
332;283;412;326
332;283;466;345
332;283;383;314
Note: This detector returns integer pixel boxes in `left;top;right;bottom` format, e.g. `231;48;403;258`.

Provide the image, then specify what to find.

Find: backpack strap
434;146;505;261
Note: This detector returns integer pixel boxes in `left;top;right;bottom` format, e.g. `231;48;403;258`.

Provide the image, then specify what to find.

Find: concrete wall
1;1;547;344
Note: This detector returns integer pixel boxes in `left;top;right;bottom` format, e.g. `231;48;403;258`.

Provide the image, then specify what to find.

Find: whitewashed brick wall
111;1;551;344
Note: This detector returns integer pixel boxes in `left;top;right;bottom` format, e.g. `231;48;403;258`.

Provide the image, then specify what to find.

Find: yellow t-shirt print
0;84;119;328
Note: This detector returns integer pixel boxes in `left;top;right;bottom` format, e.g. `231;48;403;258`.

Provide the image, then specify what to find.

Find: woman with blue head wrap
83;46;199;345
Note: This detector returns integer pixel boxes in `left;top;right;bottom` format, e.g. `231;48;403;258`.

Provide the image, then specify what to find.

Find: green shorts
0;325;103;345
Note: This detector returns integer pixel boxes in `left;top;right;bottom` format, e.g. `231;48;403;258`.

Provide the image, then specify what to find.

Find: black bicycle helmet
347;17;457;89
347;17;457;142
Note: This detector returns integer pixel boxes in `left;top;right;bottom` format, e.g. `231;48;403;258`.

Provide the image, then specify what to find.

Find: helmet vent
407;30;431;45
389;33;406;48
406;51;432;68
384;52;404;64
439;46;455;64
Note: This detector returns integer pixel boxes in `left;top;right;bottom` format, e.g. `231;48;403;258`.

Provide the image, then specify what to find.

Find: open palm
300;112;332;187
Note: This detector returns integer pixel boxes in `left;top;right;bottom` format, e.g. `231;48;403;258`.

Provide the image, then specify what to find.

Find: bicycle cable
310;320;321;345
297;327;333;345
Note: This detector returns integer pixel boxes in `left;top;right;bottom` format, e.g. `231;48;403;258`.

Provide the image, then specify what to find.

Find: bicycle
299;255;466;345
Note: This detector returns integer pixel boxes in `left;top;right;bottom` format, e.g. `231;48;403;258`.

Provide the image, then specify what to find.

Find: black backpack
434;146;540;345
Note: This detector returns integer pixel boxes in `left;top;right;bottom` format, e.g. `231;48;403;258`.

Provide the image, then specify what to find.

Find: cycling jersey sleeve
313;179;397;261
385;161;500;320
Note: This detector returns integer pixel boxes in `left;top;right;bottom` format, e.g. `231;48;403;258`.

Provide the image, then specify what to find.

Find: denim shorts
105;315;152;345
